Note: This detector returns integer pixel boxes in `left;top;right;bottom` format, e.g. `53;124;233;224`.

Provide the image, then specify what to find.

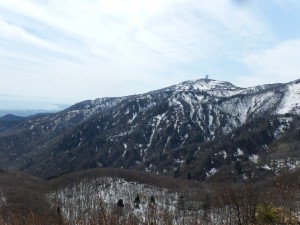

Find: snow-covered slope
0;78;300;180
277;80;300;114
172;79;243;97
48;177;179;223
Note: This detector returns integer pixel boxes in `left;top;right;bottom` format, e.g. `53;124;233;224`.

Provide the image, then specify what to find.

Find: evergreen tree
134;194;140;208
117;199;124;207
187;172;192;180
177;195;185;210
134;194;140;204
150;195;155;204
235;161;243;175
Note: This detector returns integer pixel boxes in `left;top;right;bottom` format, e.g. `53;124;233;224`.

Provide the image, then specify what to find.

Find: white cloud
0;19;76;56
0;0;279;108
236;39;300;87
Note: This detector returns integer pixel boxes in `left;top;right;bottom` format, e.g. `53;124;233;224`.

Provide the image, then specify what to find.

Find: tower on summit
205;75;209;81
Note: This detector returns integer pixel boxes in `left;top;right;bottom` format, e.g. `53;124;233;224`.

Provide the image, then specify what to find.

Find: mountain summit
173;78;241;91
0;79;300;181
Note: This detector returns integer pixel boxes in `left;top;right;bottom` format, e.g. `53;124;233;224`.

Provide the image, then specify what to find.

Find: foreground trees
211;174;300;225
0;171;299;225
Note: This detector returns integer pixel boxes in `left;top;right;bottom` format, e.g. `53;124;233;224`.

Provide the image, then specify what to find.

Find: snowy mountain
0;78;300;181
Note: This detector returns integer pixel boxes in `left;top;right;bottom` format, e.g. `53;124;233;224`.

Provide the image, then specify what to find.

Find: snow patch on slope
249;154;259;164
0;191;6;207
206;168;218;178
278;82;300;114
48;177;178;223
174;79;243;98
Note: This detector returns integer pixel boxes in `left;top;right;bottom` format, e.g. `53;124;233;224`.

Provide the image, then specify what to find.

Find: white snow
181;93;196;120
278;82;300;114
77;138;82;148
248;154;259;164
147;128;155;149
274;124;288;138
236;148;244;156
206;168;218;177
0;198;6;207
269;158;300;174
122;143;127;158
175;79;238;92
163;136;171;153
128;112;137;124
169;98;184;111
289;159;300;170
215;151;228;159
48;177;182;224
242;174;248;180
262;165;272;170
0;191;6;207
147;113;166;148
174;159;184;164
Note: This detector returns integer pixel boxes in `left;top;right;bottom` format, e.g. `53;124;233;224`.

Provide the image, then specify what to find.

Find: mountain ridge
0;78;299;181
0;114;26;132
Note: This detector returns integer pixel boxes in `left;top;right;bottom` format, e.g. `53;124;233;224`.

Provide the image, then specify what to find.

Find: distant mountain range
0;109;61;117
0;114;26;132
0;78;300;181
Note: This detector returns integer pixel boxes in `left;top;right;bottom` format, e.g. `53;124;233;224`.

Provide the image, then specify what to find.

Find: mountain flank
0;114;26;132
0;78;300;181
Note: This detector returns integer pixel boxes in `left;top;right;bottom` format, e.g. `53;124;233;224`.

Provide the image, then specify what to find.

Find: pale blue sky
1;0;300;110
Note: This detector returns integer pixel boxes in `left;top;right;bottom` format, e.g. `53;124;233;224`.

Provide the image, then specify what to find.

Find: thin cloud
0;94;10;97
0;19;73;55
236;39;300;87
0;0;296;109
